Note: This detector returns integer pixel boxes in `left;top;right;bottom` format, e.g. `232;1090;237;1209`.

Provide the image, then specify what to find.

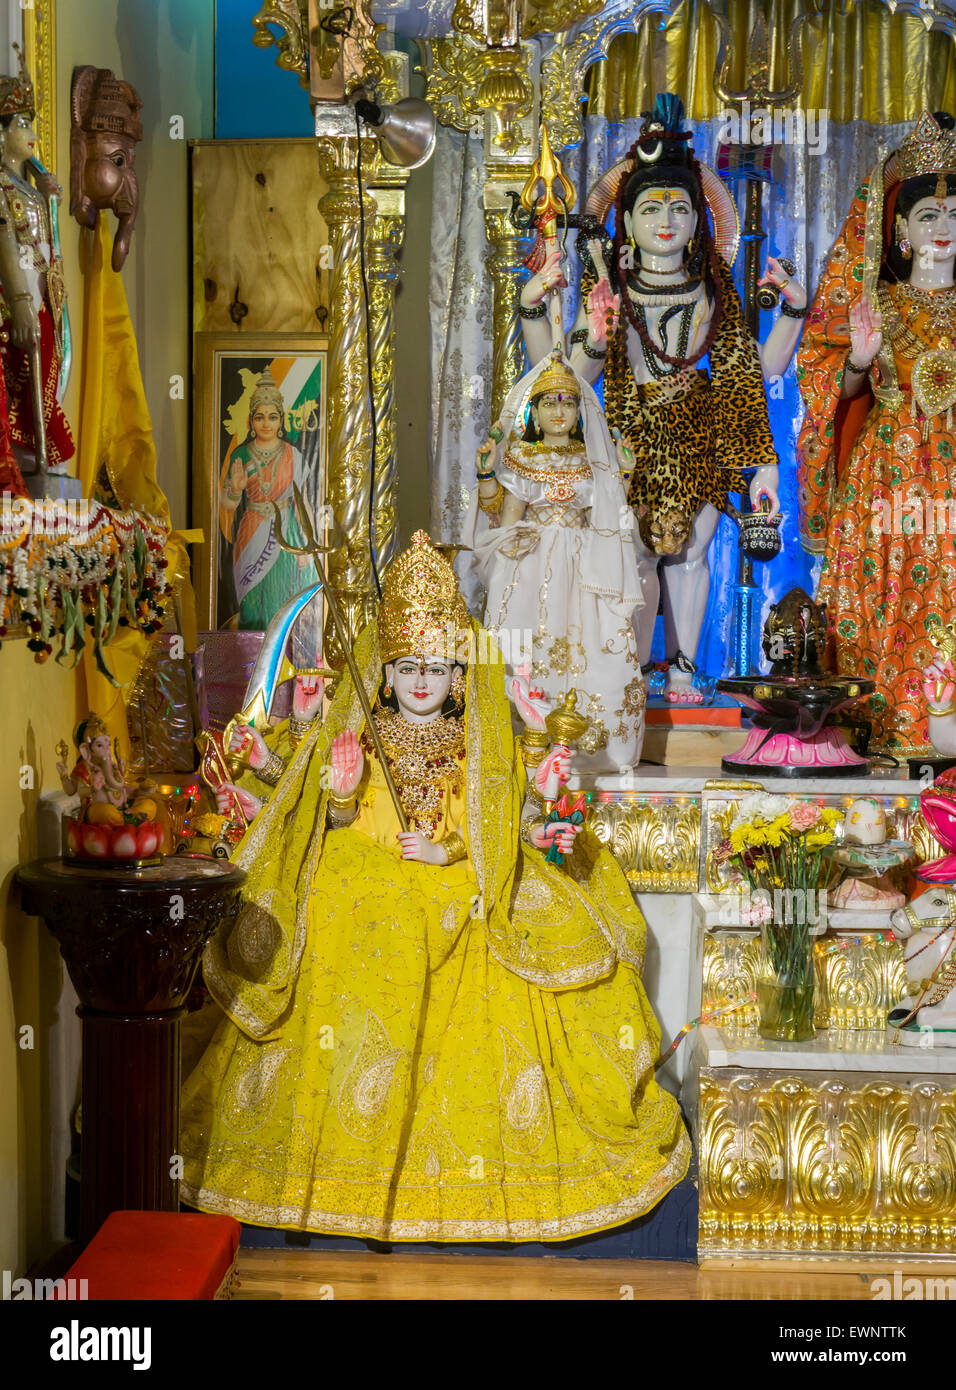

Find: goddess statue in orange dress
797;110;956;753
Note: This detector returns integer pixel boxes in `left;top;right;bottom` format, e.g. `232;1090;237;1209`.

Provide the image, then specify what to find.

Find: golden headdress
896;110;956;194
249;368;285;418
530;355;580;399
0;47;35;122
378;531;472;665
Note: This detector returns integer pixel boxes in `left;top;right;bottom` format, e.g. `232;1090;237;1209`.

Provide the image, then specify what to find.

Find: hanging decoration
0;500;170;679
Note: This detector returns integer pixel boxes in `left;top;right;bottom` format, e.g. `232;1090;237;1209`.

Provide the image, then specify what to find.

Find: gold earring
451;668;465;704
382;682;392;699
895;214;912;260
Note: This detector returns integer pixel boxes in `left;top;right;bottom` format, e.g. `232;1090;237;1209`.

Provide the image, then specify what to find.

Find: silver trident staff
270;485;409;833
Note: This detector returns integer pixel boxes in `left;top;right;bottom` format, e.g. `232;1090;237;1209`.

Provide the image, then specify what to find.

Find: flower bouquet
713;793;842;1041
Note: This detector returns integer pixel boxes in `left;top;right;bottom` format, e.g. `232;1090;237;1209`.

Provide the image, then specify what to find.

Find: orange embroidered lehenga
798;157;956;753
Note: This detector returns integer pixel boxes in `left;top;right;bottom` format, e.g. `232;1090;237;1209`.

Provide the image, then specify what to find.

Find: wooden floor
235;1248;905;1300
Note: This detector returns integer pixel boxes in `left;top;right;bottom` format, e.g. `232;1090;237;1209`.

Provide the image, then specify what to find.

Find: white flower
733;792;791;829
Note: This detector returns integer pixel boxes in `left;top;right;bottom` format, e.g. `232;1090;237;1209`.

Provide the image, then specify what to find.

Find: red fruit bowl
63;816;165;868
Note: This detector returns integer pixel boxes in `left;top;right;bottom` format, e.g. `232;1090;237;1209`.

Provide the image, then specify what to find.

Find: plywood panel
192;139;330;335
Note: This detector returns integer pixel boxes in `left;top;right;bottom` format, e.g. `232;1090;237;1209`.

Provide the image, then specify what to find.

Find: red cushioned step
57;1211;241;1301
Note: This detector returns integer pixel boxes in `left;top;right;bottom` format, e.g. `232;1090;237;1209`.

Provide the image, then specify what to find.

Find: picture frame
192;332;329;666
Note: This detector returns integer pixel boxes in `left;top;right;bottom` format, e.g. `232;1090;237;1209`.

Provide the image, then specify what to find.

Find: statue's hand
585;278;620;347
759;255;807;311
396;831;446;865
10;298;39;350
329;729;364;799
848;296;883;367
508;667;550;731
229;724;270;771
520;245;566;308
534;745;571;802
530;820;581;854
293;673;324;722
216;783;261;821
750;466;780;514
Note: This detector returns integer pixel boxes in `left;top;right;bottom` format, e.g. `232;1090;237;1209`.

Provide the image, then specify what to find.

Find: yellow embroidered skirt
180;828;690;1242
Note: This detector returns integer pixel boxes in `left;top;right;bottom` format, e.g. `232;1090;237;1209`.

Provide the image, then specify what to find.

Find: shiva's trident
270;485;409;832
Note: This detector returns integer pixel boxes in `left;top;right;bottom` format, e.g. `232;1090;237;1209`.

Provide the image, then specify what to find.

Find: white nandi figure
888;884;956;1044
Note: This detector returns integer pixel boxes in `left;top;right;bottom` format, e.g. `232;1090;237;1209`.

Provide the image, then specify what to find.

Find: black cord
355;104;382;599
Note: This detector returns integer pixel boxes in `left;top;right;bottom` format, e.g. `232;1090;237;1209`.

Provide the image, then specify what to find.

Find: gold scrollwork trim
23;0;56;171
702;934;908;1034
587;796;700;893
699;1073;956;1256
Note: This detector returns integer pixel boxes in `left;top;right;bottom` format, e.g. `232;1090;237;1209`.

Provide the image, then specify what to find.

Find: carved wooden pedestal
16;857;244;1243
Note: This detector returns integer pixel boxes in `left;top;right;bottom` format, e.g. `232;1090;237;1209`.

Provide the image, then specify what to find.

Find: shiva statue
520;94;805;693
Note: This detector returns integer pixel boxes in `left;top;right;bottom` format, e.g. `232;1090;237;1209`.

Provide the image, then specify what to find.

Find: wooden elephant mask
70;65;143;272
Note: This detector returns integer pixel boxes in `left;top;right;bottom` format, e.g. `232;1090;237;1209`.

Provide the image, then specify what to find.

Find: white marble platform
578;766;924;796
697;1024;956;1075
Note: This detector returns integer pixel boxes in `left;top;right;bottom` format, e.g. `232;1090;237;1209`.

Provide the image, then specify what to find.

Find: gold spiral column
366;187;406;581
483;189;526;421
316;126;380;667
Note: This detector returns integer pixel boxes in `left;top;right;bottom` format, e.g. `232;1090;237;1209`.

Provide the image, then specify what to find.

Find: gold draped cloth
586;0;956;123
181;619;690;1240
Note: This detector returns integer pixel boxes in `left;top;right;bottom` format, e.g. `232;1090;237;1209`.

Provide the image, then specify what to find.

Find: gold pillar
366;187;406;580
316;129;380;666
483;188;526;421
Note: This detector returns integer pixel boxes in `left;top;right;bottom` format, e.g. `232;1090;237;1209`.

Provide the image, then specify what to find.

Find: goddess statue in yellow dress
180;532;689;1241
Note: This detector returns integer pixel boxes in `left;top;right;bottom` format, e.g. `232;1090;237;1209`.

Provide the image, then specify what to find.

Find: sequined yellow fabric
181;618;689;1240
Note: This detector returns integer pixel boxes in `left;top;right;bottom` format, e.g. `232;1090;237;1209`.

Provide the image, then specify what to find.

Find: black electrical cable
355;103;382;599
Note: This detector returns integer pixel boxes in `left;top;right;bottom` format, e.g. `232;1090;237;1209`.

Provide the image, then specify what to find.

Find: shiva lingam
718;587;875;777
824;797;913;932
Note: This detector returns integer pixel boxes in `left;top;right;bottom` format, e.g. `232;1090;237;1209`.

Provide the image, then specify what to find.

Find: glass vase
756;916;816;1043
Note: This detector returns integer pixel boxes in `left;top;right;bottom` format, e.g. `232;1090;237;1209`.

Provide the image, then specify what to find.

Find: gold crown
0;46;35;122
897;110;956;187
378;531;472;665
530;355;580;400
75;712;108;747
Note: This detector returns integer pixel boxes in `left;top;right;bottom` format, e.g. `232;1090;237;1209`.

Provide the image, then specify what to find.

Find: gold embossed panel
702;934;908;1033
587;795;700;892
699;1074;956;1256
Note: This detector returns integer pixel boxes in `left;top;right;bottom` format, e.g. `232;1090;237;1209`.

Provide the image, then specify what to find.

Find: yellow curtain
77;217;200;757
586;0;956;123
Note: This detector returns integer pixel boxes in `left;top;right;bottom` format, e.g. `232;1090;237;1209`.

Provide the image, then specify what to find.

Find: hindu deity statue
180;531;689;1240
0;50;73;481
798;110;956;754
466;348;645;773
219;368;317;630
520;94;803;692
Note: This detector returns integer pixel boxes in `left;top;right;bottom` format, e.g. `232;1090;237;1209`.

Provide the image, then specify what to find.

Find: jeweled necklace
364;708;465;837
897;281;956;342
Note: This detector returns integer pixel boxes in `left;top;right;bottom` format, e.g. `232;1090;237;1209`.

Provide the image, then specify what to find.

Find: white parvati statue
465;350;645;774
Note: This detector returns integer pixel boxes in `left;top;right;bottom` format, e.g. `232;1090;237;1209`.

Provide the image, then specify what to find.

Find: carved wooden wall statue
69;65;143;272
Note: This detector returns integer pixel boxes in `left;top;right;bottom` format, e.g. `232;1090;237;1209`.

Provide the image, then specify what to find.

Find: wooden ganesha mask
70;65;143;272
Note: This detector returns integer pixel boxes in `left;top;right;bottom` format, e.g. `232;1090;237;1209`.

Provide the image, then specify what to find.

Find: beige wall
57;0;214;528
0;0;213;1278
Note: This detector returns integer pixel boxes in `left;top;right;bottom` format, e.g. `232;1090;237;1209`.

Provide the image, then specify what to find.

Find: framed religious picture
192;332;329;665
